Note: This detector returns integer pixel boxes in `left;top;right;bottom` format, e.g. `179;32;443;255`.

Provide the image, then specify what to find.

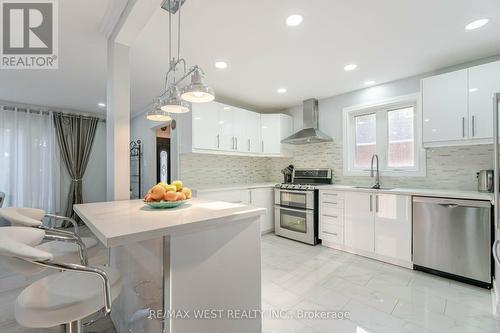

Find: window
343;94;425;176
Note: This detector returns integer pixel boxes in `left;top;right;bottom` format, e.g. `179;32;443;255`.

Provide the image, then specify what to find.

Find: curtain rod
0;104;106;123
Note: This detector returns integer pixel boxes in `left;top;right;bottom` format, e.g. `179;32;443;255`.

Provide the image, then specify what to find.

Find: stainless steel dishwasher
412;196;492;288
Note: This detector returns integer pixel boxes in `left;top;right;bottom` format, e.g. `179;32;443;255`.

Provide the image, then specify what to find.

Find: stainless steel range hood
281;98;333;145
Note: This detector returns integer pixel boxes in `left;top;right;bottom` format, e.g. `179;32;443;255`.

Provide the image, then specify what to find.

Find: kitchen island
74;198;265;333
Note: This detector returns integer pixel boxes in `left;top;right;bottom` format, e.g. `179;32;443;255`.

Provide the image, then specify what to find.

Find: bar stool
0;207;98;265
0;226;121;333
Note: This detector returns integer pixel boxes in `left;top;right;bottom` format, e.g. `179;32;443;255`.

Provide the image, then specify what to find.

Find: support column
106;41;130;201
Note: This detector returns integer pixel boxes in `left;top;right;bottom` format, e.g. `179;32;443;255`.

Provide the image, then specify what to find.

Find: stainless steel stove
274;168;332;245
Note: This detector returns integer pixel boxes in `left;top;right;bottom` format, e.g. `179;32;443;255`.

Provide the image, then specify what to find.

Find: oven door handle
276;206;314;214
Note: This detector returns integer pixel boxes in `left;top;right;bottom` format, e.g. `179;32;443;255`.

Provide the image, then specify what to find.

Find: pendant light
148;0;215;121
181;67;215;103
147;98;172;122
161;85;190;113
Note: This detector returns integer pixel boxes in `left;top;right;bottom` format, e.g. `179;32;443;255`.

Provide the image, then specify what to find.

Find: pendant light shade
147;98;173;122
161;85;190;113
181;67;215;103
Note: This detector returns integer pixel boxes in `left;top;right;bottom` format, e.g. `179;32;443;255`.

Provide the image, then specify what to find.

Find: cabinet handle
235;137;238;150
323;201;338;205
472;116;475;137
323;231;338;236
369;195;373;212
232;137;235;150
262;141;264;152
462;117;465;138
217;134;220;148
323;193;338;196
322;214;338;218
248;139;251;151
375;195;379;213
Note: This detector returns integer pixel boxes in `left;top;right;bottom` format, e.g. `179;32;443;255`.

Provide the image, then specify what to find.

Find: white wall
130;111;184;196
59;122;107;213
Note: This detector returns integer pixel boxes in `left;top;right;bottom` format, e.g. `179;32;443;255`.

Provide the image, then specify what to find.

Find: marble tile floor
1;232;499;333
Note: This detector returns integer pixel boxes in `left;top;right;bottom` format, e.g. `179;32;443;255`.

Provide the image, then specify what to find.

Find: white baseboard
322;240;413;269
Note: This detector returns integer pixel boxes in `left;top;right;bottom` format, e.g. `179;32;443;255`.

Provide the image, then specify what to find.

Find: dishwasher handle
438;203;459;208
412;196;491;208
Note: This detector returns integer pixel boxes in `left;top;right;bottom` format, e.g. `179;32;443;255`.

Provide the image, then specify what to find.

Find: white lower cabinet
250;188;274;234
344;192;375;252
321;190;412;267
374;194;412;262
196;186;274;234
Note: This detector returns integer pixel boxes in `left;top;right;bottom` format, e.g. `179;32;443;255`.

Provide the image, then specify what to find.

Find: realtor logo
1;0;58;69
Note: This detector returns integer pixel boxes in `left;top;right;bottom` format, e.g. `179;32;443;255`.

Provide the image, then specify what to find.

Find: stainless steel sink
353;186;395;190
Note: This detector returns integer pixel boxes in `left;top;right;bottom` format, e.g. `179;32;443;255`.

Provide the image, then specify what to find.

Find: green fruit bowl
144;199;190;209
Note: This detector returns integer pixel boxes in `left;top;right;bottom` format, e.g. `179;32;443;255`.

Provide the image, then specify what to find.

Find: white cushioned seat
37;237;99;263
15;266;122;328
0;207;45;227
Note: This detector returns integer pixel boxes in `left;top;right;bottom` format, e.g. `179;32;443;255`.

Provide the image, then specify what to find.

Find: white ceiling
0;0;109;114
1;0;500;115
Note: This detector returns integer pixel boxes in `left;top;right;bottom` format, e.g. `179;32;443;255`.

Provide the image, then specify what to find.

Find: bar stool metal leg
65;320;82;333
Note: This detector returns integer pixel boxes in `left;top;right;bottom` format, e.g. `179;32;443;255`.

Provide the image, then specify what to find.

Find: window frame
343;93;426;177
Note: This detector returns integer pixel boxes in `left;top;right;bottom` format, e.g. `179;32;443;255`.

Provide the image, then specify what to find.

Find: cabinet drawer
321;191;344;202
321;214;343;227
321;205;344;218
320;223;343;244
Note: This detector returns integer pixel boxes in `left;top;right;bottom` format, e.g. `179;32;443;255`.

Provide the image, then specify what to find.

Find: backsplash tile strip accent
180;143;493;191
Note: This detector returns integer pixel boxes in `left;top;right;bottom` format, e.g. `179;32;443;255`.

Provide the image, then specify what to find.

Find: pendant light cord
177;0;181;61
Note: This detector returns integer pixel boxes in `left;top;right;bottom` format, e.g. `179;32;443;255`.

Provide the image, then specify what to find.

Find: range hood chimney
281;98;333;145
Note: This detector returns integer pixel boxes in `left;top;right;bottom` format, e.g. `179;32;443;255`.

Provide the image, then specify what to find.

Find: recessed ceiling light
465;18;489;30
215;61;228;69
286;14;303;27
344;64;357;71
364;80;376;86
98;103;106;107
277;88;287;94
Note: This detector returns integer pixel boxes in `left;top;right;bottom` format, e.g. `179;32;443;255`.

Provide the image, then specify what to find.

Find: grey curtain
53;113;99;220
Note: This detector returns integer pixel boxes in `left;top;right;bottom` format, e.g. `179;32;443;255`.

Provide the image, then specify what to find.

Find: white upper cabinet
192;102;220;150
422;60;500;146
374;194;411;262
344;192;374;252
234;108;261;153
468;61;500;139
261;114;293;155
218;104;236;151
422;69;469;143
183;101;291;156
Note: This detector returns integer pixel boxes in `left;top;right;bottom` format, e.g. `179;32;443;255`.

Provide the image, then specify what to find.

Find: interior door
468;61;500;139
344;192;374;252
374;194;411;262
422;69;468;143
156;137;171;184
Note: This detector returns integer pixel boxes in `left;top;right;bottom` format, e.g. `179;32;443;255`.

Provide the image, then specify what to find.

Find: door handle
248;139;251;151
262;141;264;152
216;134;220;148
462;117;465;137
472;116;475;137
493;240;500;267
232;137;235;150
369;195;373;212
375;195;379;213
438;203;459;208
235;137;238;150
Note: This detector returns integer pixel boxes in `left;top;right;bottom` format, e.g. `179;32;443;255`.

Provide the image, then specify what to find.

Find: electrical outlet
473;171;479;181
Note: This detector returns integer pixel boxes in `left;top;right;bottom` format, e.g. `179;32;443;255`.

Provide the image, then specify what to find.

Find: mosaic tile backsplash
180;143;493;191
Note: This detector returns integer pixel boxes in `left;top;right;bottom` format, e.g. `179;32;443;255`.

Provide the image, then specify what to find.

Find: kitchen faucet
370;154;381;189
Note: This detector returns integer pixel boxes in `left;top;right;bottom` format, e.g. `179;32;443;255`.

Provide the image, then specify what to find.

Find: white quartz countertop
193;183;276;193
319;185;494;203
74;198;265;247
